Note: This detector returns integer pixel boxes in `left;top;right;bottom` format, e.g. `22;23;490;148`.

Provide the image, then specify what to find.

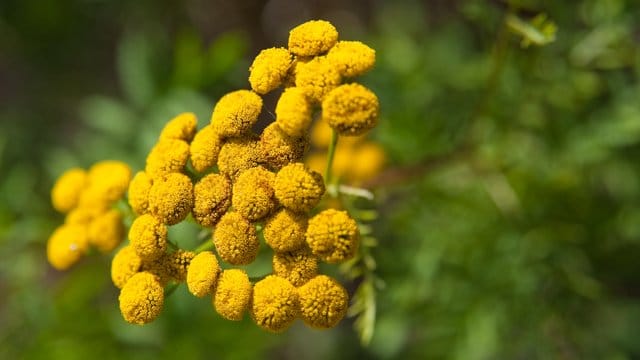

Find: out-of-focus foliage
1;0;640;358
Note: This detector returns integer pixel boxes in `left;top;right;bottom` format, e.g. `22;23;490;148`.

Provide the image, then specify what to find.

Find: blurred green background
2;0;640;358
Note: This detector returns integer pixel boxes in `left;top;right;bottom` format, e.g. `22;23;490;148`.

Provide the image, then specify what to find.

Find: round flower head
128;171;153;215
263;209;308;252
46;224;89;270
249;47;293;94
272;247;318;287
129;214;168;261
274;163;325;213
51;168;87;213
65;204;107;225
306;209;359;263
211;90;263;138
186;251;221;298
86;160;132;204
189;124;223;173
148;172;194;225
192;173;231;227
294;56;341;104
275;87;312;138
326;41;376;78
213;269;252;321
88;209;125;253
111;245;143;289
251;275;299;333
118;272;164;325
298;275;349;329
213;212;259;265
232;166;277;221
159;112;198;142
163;250;196;282
350;142;386;182
217;136;261;180
259;122;308;170
145;139;190;179
288;20;338;56
322;83;379;136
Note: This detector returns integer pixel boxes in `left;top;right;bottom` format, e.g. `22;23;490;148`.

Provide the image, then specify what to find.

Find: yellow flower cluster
48;160;130;270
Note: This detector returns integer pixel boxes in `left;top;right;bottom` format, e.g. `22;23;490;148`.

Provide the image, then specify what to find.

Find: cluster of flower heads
47;19;380;333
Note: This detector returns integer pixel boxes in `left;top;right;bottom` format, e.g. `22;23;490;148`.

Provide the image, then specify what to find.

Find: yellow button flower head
148;173;194;225
275;87;312;138
189;124;222;173
118;271;164;325
211;90;263;138
232;166;277;222
251;275;299;333
163;249;196;282
306;209;359;263
294;56;342;104
274;163;325;213
186;251;221;298
129;214;168;261
326;41;376;78
217;136;261;180
88;209;125;253
298;275;349;329
213;212;259;265
322;83;379;136
51;168;87;213
288;20;338;56
111;245;143;289
65;204;107;225
272;247;318;287
213;269;252;321
145;139;190;179
192;173;231;227
128;171;153;215
159;112;198;142
263;209;308;252
46;224;89;270
350;142;386;182
87;160;132;204
259;123;308;170
249;47;293;94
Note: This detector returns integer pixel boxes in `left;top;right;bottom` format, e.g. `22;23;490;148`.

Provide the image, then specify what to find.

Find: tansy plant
47;19;382;340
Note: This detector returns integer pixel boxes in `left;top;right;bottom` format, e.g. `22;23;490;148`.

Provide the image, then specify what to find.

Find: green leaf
506;13;557;47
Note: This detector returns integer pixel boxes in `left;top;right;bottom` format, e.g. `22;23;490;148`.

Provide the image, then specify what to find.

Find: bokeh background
2;0;640;358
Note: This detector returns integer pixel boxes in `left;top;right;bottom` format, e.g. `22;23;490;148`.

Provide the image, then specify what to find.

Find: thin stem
324;129;339;186
194;239;214;253
165;283;179;297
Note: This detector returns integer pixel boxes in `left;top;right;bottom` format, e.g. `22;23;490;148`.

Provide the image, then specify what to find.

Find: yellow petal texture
118;272;164;325
297;275;348;329
213;212;259;265
145;139;190;179
274;163;325;213
217;136;261;180
275;87;313;138
288;20;338;56
129;214;167;261
294;56;341;104
128;171;153;215
263;209;308;252
148;173;194;225
305;209;359;263
192;173;231;227
86;160;132;204
111;245;143;289
162;250;196;282
259;122;308;170
186;251;221;298
51;168;87;213
251;275;299;333
88;209;125;253
326;41;376;78
322;83;379;136
272;247;318;287
159;112;198;142
46;224;89;270
249;47;293;94
213;269;252;321
189;124;222;173
211;90;263;138
232;166;277;221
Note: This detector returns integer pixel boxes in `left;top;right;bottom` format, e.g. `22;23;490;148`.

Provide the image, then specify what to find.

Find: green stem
324;129;339;186
194;239;214;253
165;283;179;297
